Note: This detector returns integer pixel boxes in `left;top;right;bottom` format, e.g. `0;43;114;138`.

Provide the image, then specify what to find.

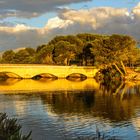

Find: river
0;78;140;140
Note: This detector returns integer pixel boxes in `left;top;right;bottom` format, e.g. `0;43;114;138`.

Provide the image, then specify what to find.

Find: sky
0;0;140;51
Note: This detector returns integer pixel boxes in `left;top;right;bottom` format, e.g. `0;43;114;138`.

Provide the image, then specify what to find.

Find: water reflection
0;79;140;139
40;91;95;115
0;78;21;85
0;78;99;93
39;90;140;122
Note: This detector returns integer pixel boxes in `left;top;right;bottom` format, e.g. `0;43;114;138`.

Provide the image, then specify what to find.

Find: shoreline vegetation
0;113;31;140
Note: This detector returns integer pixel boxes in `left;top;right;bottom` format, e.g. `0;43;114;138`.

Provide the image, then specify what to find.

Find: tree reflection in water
39;80;140;123
40;91;95;115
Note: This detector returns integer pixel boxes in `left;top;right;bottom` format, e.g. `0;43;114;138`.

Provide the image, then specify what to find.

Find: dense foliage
0;33;139;66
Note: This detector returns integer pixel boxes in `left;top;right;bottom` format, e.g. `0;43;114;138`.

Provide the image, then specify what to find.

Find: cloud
0;2;140;51
0;21;15;27
44;4;140;39
0;25;48;51
58;7;130;30
0;24;34;32
0;0;91;18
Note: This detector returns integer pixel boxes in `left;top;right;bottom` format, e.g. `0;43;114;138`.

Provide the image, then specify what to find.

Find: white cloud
0;24;34;32
45;17;73;30
58;7;129;30
0;3;140;51
0;24;48;51
133;2;140;15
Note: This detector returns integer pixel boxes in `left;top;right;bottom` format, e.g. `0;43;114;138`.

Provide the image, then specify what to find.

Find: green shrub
0;113;32;140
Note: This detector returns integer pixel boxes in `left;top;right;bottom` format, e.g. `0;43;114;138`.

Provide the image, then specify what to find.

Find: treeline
0;33;139;66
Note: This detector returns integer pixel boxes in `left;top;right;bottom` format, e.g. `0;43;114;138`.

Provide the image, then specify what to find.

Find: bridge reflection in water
0;78;99;93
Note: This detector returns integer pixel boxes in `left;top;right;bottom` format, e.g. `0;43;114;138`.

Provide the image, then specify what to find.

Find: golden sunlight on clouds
45;17;73;30
0;24;33;33
133;2;140;15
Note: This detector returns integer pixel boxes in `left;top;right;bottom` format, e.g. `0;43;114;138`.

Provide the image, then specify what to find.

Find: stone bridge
0;64;99;79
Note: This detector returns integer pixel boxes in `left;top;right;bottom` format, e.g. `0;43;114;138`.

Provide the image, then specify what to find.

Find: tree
49;35;84;54
25;47;35;56
36;45;46;53
90;34;137;66
1;33;138;66
13;48;35;64
35;44;54;64
2;50;15;63
53;41;77;65
82;42;95;66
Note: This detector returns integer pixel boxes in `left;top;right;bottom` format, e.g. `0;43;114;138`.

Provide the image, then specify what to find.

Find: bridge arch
0;72;22;79
66;73;87;81
32;73;58;80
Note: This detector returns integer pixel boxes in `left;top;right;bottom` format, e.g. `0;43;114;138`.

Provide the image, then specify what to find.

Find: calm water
0;79;140;140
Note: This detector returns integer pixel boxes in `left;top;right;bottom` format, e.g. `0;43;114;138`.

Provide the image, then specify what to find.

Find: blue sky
0;0;140;51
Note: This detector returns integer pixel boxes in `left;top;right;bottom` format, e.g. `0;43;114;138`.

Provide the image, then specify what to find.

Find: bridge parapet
0;64;99;79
